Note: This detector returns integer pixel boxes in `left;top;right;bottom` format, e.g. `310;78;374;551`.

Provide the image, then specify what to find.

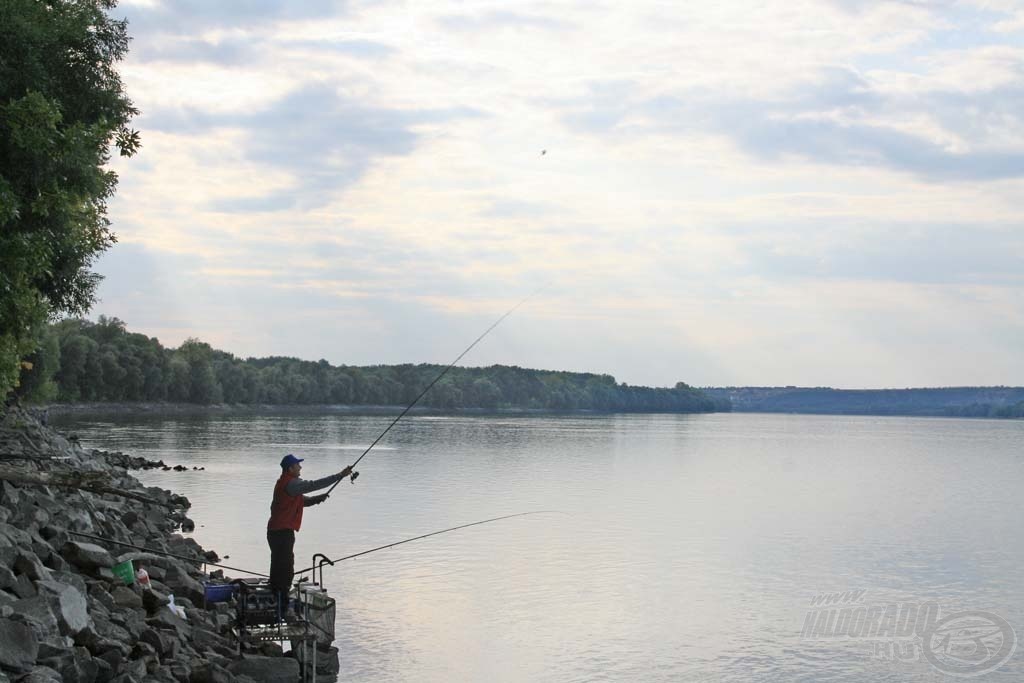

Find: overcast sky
93;0;1024;389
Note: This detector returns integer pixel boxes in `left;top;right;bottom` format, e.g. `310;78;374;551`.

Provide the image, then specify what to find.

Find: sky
93;0;1024;389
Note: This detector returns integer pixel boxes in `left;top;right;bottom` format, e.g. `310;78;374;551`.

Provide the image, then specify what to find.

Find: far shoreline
42;401;720;418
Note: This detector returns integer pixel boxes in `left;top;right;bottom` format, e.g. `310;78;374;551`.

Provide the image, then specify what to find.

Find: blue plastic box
203;583;237;603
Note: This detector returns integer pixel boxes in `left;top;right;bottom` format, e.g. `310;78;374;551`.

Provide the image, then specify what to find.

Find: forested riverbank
703;386;1024;418
16;318;728;414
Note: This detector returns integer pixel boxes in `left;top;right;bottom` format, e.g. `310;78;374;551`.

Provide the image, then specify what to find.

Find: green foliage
0;0;139;398
31;318;727;414
13;325;61;402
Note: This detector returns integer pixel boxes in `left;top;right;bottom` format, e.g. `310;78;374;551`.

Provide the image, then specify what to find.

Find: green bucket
112;559;135;585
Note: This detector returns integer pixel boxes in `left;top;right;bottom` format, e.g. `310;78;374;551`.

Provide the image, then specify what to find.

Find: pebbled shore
0;404;335;683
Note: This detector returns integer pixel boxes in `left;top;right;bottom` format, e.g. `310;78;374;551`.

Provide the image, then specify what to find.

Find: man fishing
267;454;353;620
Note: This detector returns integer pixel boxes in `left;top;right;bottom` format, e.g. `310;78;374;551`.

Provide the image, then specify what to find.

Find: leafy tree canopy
1;0;139;398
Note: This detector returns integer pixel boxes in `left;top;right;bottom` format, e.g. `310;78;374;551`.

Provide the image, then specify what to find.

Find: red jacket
267;472;304;531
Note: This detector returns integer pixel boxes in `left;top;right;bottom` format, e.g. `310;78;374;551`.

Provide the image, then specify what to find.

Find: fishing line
294;510;562;575
326;286;545;495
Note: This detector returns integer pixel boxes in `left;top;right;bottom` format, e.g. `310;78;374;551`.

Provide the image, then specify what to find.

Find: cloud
143;85;480;210
128;35;260;65
556;62;1024;180
478;198;554;219
738;222;1024;285
117;0;346;34
436;10;572;33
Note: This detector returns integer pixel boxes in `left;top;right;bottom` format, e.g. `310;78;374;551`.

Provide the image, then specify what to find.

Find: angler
267;454;353;619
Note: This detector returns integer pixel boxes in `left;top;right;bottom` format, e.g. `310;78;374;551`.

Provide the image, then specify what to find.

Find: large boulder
12;596;61;641
61;541;115;570
0;617;39;672
227;656;299;683
37;579;91;636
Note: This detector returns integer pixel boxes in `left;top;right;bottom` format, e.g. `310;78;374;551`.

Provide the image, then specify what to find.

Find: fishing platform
210;555;337;683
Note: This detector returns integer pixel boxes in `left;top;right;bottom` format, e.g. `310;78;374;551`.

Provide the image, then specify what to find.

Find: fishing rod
326;289;542;495
293;510;560;576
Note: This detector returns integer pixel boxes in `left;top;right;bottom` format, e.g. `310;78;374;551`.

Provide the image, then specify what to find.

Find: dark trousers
267;528;295;612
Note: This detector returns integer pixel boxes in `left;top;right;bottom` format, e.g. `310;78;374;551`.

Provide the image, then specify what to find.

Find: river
51;411;1024;682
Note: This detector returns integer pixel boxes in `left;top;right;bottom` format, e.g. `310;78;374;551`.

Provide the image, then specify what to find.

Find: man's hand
306;493;328;506
340;465;353;479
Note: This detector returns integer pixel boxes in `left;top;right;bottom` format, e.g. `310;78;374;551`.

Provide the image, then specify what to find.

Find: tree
13;325;60;402
0;0;139;398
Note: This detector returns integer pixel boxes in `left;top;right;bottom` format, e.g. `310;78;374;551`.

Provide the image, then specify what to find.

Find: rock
37;640;73;659
14;550;51;581
168;661;192;683
93;656;114;683
73;620;103;651
89;583;117;611
165;564;205;605
18;666;62;683
92;614;132;643
71;646;100;683
12;596;61;641
51;570;88;596
189;661;235;683
227;656;299;683
192;626;232;653
61;540;116;570
146;564;168;582
0;563;16;590
97;645;124;674
37;579;91;636
111;607;147;640
37;652;74;679
12;572;37;599
43;551;68;573
143;587;171;613
111;585;143;608
131;637;158;661
0;617;39;672
146;606;192;640
140;626;176;658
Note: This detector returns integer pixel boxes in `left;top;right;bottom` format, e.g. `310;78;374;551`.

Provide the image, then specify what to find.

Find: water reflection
51;412;1024;682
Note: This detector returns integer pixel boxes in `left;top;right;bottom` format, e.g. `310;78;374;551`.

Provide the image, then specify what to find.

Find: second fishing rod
324;291;539;497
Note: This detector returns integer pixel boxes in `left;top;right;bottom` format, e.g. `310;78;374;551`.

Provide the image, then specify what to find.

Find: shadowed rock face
0;618;39;672
0;404;339;681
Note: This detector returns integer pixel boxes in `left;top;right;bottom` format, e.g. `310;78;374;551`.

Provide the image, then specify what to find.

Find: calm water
52;411;1024;682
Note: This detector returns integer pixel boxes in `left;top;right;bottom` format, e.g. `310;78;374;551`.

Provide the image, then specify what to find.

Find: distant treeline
14;317;727;413
702;386;1024;418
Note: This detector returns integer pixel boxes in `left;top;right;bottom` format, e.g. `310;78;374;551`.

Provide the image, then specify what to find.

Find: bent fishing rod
326;289;542;495
294;510;559;576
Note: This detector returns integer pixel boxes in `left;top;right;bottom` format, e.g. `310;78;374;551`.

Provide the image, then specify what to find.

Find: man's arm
304;493;328;507
285;466;353;496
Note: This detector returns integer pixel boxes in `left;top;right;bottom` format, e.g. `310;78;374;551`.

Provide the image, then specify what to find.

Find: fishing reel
350;470;359;484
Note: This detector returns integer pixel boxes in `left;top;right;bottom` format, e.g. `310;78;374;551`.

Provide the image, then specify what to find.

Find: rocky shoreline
0;404;331;683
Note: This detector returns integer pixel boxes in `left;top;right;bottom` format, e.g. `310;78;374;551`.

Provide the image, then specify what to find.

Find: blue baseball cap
280;454;304;469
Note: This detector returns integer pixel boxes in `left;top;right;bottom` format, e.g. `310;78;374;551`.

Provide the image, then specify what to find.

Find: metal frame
230;578;321;683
